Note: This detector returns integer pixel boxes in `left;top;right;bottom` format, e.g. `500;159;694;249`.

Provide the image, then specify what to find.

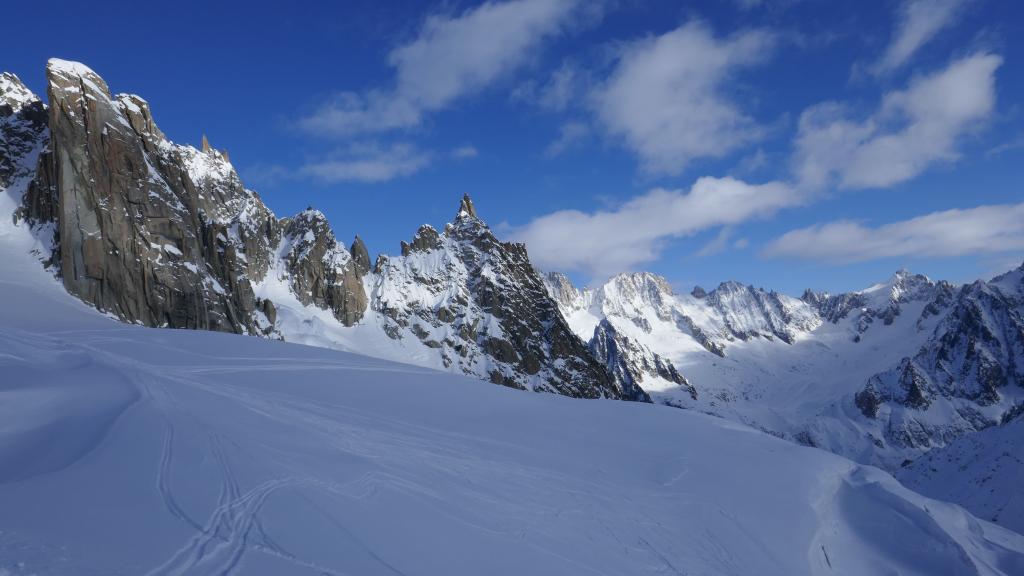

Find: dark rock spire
456;193;477;220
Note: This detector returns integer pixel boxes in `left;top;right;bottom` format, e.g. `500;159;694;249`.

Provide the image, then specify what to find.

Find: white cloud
591;22;776;175
872;0;967;75
301;142;430;183
538;61;580;111
795;53;1001;190
510;177;799;277
298;0;586;136
545;121;590;157
452;145;479;159
763;203;1024;263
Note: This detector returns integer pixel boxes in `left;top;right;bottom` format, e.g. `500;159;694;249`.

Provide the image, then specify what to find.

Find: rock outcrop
854;264;1024;451
372;195;628;399
5;60;628;402
280;209;367;326
21;60;281;334
589;320;686;402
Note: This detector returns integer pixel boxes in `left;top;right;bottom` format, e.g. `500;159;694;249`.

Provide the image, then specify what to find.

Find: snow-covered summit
0;72;40;113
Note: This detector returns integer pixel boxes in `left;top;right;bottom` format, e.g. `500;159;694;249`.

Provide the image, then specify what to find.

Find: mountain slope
1;214;1022;575
547;265;1024;533
8;59;620;401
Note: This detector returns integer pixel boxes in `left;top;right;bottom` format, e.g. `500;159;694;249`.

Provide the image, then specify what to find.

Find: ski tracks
147;431;350;576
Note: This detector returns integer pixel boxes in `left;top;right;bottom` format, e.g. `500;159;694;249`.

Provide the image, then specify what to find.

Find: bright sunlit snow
2;176;1024;575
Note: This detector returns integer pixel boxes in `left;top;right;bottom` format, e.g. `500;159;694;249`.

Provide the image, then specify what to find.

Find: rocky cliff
5;59;626;402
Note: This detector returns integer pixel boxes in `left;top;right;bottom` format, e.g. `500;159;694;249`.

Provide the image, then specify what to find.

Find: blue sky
6;0;1024;294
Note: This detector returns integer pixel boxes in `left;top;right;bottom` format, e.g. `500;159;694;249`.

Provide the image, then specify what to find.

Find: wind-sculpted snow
3;167;1023;573
0;266;1022;574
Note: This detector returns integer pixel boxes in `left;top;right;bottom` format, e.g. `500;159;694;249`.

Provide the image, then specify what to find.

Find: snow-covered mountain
546;265;1024;532
2;181;1024;575
7;59;623;401
5;58;1024;541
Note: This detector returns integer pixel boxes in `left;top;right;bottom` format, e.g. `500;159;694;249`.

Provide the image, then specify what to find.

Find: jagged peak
350;235;371;276
291;207;329;224
0;72;41;113
455;193;478;220
711;280;752;295
115;93;167;145
607;271;673;292
402;224;443;256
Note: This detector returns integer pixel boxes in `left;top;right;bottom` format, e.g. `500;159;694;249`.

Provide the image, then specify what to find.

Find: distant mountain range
3;59;1023;534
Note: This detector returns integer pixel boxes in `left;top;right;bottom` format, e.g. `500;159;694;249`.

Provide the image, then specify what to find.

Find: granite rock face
1;72;47;191
371;195;630;399
589;320;686;402
14;59;371;335
280;209;367;326
372;195;629;399
854;264;1024;451
6;60;629;402
19;60;287;333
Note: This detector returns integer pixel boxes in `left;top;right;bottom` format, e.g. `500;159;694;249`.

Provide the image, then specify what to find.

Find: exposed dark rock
373;195;625;399
280;209;368;326
350;235;371;276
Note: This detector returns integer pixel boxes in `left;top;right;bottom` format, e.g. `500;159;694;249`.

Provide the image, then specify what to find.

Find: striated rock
704;281;820;344
3;59;677;403
854;264;1024;453
23;59;284;334
589;320;683;402
1;72;48;193
372;195;623;399
280;209;367;326
350;234;371;276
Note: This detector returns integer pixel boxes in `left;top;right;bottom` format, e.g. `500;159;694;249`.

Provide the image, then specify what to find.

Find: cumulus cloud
301;142;430;183
795;53;1001;190
298;0;587;137
510;177;799;277
763;203;1024;263
871;0;967;75
591;22;776;175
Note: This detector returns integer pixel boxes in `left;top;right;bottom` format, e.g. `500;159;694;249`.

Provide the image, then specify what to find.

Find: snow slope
899;416;1024;536
3;180;1024;575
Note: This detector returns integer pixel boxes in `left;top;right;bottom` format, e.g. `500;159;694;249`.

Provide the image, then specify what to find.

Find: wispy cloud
763;202;1024;263
696;227;736;257
301;142;431;183
870;0;967;75
795;53;1001;190
452;145;479;159
591;21;776;175
545;121;590;157
512;59;583;112
297;0;591;137
510;177;799;277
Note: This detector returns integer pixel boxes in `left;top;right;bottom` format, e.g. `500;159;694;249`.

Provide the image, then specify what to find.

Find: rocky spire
350;235;370;276
456;193;477;220
201;134;211;153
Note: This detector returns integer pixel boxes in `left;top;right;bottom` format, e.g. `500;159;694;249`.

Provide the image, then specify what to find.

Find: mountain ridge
4;58;1024;535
